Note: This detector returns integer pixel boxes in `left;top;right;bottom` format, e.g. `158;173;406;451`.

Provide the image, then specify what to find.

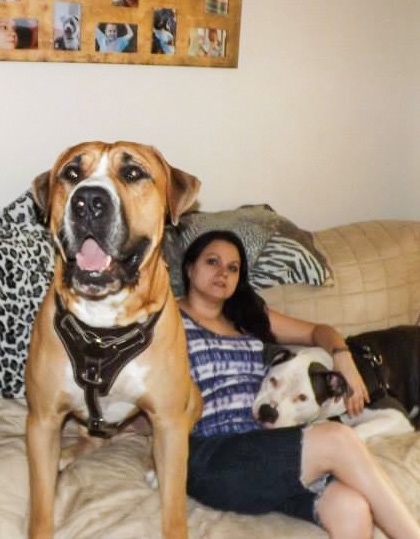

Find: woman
179;229;420;539
0;19;18;50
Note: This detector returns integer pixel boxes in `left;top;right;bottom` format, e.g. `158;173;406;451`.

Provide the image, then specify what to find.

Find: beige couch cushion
1;399;418;539
260;220;420;337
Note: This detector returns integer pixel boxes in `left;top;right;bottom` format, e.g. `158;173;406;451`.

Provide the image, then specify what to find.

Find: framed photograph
0;0;242;67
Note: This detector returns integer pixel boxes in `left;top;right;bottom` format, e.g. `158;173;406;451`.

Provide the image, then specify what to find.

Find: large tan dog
25;141;203;539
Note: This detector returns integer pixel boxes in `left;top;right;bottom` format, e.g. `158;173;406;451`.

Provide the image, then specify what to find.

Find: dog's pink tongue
76;239;111;271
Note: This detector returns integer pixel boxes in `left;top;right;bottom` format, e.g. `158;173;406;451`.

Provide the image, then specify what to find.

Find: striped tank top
181;310;268;437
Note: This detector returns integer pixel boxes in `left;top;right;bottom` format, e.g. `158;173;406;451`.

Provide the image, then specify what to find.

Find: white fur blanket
1;398;419;538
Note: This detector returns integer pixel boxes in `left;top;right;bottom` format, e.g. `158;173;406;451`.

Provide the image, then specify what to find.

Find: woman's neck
179;295;223;322
179;295;240;336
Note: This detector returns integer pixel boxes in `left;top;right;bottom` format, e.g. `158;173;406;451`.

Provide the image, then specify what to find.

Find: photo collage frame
0;0;242;67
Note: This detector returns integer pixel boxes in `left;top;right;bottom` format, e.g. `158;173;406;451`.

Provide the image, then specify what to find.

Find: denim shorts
187;426;331;525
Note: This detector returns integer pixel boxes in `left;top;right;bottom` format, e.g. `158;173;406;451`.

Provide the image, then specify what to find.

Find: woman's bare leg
301;422;420;539
316;480;374;539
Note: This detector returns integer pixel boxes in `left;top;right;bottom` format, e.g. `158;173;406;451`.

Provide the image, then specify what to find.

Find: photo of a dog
54;3;81;51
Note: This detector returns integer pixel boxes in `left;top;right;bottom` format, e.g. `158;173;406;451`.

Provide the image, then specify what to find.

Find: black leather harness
54;294;163;438
345;341;393;402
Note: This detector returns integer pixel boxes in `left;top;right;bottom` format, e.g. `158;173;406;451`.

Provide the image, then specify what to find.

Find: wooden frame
0;0;242;67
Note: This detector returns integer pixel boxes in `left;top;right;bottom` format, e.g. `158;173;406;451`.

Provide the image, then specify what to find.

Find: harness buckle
87;417;118;439
81;366;103;386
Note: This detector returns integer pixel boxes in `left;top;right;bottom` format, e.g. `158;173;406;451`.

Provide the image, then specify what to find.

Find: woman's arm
267;308;369;416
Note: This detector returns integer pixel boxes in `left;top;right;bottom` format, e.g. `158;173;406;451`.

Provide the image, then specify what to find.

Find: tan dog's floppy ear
166;166;201;225
150;146;201;225
32;170;51;224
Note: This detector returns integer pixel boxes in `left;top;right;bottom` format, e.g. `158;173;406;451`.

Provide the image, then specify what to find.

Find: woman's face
187;239;241;302
0;19;17;50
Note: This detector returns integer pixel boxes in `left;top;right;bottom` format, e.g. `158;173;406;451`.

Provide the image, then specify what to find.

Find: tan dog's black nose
72;186;111;221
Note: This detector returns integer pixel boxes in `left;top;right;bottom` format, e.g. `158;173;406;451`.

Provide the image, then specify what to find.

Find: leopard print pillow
0;191;53;398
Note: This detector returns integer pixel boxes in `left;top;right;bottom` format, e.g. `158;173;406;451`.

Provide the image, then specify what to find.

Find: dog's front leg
152;416;190;539
26;412;63;539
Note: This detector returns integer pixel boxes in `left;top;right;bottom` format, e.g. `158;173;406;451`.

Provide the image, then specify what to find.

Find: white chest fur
64;358;150;424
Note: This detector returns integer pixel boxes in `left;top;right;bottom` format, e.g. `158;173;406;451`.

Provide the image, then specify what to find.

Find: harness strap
54;294;163;438
345;341;392;401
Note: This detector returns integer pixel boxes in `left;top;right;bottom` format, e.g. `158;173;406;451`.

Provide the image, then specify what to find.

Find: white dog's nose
257;403;279;425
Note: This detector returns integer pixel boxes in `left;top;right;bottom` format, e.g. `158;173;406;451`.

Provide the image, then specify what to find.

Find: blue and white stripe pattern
181;311;268;437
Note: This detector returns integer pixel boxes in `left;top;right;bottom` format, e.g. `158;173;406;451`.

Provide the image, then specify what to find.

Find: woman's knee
305;421;364;455
316;420;361;445
301;422;365;482
317;481;374;539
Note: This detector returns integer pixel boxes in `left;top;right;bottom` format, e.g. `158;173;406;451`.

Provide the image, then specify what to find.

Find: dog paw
144;469;159;489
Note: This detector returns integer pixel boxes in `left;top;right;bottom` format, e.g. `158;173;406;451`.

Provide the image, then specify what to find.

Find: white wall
0;0;419;230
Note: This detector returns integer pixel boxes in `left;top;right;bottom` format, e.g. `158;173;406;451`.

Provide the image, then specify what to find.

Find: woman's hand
333;351;370;416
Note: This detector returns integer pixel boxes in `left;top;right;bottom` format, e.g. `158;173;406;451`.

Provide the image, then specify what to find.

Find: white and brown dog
25;141;203;539
54;15;81;51
252;345;414;441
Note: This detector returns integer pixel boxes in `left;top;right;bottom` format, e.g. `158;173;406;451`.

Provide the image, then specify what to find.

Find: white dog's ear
264;344;294;367
309;362;352;402
325;372;353;399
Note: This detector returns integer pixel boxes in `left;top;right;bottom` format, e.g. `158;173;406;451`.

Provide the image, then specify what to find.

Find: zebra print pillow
249;231;332;289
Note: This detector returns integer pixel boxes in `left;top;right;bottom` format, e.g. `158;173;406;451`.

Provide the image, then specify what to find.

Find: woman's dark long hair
181;230;276;343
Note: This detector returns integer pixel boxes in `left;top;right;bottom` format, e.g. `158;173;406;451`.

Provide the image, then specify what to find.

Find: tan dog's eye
120;164;150;183
62;165;81;184
296;394;308;402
